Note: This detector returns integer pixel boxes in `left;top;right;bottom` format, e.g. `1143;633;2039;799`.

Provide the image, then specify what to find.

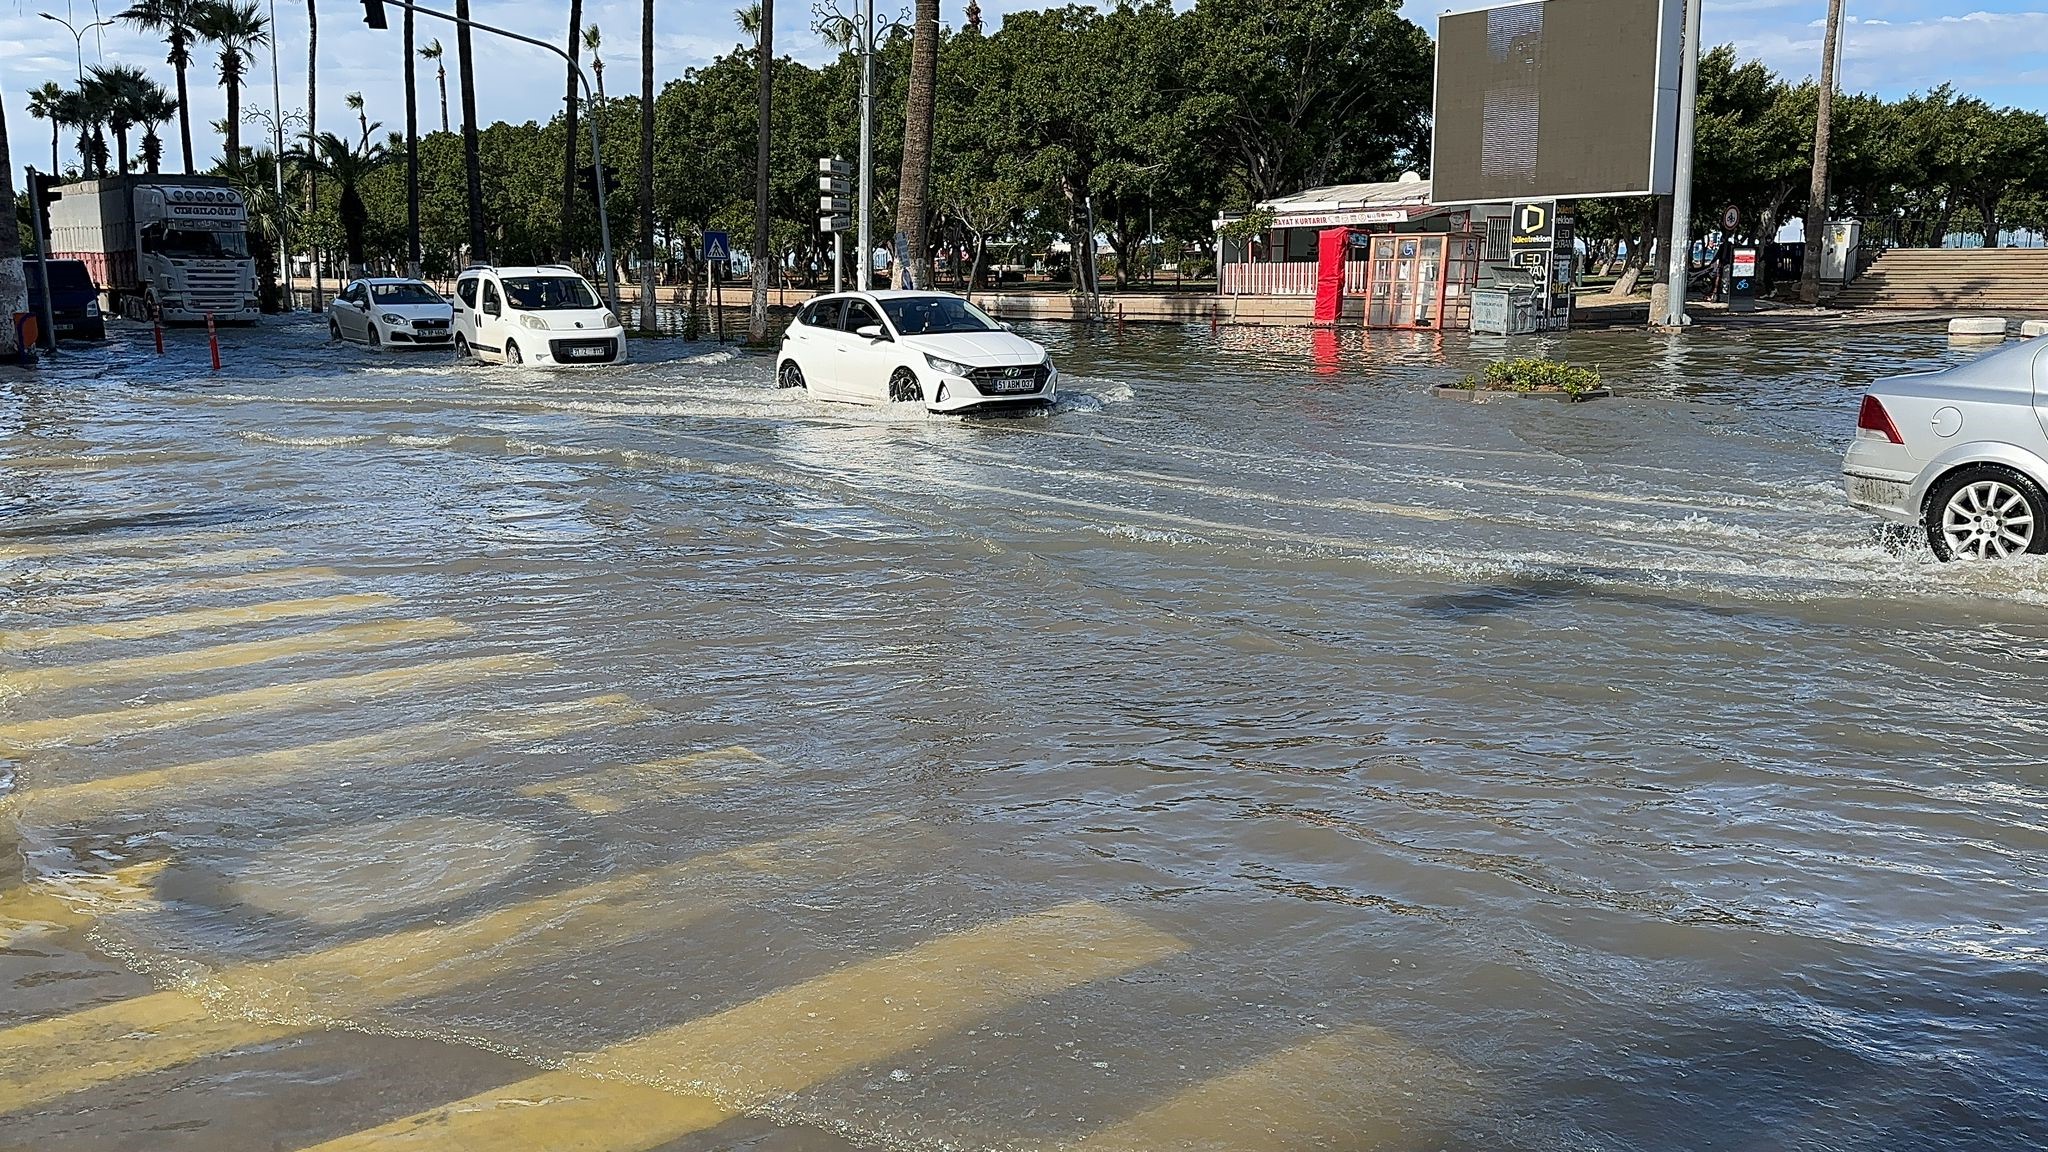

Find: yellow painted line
0;823;915;1111
0;530;244;562
1065;1025;1479;1152
0;654;543;754
296;902;1185;1152
7;693;649;827
517;745;776;814
13;566;347;614
0;618;473;697
25;547;290;583
0;861;169;946
1;592;401;652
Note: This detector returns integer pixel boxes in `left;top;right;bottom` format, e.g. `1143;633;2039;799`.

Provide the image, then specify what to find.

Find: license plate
986;375;1037;394
1847;475;1907;508
566;345;606;359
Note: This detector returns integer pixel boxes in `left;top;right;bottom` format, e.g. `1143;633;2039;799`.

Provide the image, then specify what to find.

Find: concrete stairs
1831;248;2048;312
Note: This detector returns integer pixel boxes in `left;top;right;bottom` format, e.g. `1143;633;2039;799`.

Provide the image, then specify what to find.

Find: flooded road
3;316;2044;1151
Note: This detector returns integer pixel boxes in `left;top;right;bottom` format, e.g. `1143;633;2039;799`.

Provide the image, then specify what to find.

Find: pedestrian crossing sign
703;231;731;262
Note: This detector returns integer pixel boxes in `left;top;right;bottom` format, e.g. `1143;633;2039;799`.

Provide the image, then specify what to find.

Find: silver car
1843;337;2048;560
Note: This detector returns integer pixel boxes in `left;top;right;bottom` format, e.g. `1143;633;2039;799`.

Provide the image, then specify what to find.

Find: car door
793;297;848;398
476;278;510;360
334;282;361;339
453;277;479;346
838;297;898;403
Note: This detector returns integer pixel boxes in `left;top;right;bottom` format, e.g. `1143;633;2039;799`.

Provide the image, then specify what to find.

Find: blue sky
4;0;2044;187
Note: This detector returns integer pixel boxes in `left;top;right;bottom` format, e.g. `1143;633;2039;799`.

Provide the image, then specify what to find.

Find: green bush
1458;357;1602;395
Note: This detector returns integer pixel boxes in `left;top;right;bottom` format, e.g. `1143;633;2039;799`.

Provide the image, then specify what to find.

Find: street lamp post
41;13;116;82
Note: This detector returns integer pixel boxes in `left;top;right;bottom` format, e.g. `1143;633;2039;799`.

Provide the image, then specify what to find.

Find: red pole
153;304;164;355
1210;309;1219;335
207;313;221;371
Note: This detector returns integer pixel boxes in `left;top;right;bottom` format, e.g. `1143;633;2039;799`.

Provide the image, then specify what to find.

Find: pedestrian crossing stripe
0;529;245;563
12;566;347;614
516;745;778;814
21;547;291;583
0;861;170;946
0;617;472;697
0;592;402;652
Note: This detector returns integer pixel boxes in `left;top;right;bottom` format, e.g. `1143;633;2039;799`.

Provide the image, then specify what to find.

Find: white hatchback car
330;278;455;348
452;264;625;366
1843;336;2048;560
776;290;1056;413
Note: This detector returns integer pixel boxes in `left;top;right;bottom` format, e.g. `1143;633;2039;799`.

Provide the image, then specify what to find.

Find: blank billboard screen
1431;0;1679;203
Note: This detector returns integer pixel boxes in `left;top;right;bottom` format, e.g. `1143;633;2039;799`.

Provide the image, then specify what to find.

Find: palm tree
227;146;291;306
735;2;760;39
117;0;209;174
894;0;938;289
193;0;268;169
72;77;115;178
747;0;773;341
28;82;67;174
292;131;390;273
306;0;323;310
583;26;605;107
402;0;420;275
454;0;485;259
90;64;154;175
637;0;655;329
136;83;179;174
345;92;369;150
419;38;447;133
561;0;584;260
1800;0;1845;304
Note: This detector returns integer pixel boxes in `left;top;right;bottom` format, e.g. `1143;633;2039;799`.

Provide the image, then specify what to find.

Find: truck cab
47;177;261;324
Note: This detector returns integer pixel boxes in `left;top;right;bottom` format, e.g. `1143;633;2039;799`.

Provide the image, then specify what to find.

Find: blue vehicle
27;258;108;341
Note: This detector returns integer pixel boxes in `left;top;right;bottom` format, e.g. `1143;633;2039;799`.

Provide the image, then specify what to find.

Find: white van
452;264;626;366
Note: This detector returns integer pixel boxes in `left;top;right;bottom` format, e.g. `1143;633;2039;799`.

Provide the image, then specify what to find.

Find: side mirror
999;322;1015;332
856;324;888;341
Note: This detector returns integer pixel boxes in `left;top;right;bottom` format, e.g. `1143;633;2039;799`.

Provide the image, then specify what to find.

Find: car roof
360;277;430;285
486;266;587;278
816;289;966;302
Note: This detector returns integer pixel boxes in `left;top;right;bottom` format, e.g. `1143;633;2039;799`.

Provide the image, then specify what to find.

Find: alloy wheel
1941;480;2037;560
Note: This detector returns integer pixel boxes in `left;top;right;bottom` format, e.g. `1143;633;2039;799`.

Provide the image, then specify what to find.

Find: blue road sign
703;231;730;262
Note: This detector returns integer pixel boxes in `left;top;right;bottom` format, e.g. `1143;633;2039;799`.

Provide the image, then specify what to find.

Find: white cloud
1718;9;2048;100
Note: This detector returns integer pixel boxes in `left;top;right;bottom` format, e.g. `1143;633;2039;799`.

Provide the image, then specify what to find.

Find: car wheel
505;340;524;365
330;317;343;342
778;360;806;390
888;368;922;404
1926;465;2048;561
454;334;471;359
84;319;107;341
368;323;381;348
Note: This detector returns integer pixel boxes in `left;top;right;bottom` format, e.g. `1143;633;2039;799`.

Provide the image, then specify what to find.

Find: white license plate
566;346;606;359
1848;475;1907;508
986;376;1036;393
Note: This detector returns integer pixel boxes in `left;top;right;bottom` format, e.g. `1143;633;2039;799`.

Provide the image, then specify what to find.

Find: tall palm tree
307;0;323;311
1800;0;1845;304
454;0;485;259
72;77;115;177
345;92;369;150
584;25;605;106
193;0;268;169
637;0;655;329
561;0;583;260
136;82;179;174
291;130;390;273
29;82;67;175
403;0;420;275
748;0;772;341
419;38;447;133
117;0;208;174
894;0;938;289
90;64;154;175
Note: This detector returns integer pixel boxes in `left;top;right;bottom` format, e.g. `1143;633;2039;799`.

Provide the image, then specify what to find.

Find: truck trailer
47;175;261;323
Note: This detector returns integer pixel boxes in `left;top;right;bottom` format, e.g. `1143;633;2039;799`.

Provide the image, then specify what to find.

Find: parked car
26;258;107;341
1843;336;2048;560
451;265;624;366
776;290;1056;413
329;278;455;348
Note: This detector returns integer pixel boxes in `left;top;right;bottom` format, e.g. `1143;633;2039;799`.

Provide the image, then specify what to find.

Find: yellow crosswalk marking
1;592;400;652
296;902;1185;1152
24;547;290;583
0;823;915;1111
517;745;777;814
0;654;542;754
0;530;243;562
1065;1026;1479;1152
0;861;169;945
0;618;473;697
5;694;648;826
11;566;347;614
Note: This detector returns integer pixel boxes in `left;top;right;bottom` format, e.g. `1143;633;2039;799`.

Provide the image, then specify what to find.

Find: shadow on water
0;503;277;539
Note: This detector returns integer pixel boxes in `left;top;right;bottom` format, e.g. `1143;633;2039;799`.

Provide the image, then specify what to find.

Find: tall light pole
1658;0;1703;327
41;13;115;82
266;0;292;306
856;0;874;290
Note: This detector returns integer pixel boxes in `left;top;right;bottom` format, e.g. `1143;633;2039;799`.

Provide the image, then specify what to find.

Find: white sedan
330;278;456;348
776;290;1056;413
1843;336;2048;560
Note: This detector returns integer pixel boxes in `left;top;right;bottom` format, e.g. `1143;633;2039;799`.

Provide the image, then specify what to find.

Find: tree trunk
1800;0;1843;305
224;78;240;166
308;0;322;311
0;96;26;357
1980;197;2000;248
892;0;939;289
174;35;195;174
637;0;656;332
438;65;449;134
114;130;131;176
404;3;421;276
562;0;583;261
748;0;774;343
455;0;487;260
50;121;59;175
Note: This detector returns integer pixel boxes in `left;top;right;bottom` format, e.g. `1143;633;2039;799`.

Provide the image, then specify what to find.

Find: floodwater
2;316;2043;1152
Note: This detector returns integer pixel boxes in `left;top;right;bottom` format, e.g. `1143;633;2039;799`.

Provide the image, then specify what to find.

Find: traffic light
361;0;387;29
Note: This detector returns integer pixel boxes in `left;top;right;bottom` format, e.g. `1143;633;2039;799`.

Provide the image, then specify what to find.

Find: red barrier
152;306;164;355
207;313;221;371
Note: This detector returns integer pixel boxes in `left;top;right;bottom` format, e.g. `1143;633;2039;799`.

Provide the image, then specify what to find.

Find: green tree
893;0;938;288
118;0;210;173
28;82;68;175
293;130;392;271
193;0;269;168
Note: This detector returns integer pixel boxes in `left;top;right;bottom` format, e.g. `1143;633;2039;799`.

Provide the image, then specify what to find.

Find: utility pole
856;0;874;290
266;0;291;305
1659;0;1703;327
1801;0;1845;305
749;0;773;343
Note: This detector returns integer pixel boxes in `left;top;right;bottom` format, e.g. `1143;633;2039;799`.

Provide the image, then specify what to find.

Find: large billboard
1430;0;1682;204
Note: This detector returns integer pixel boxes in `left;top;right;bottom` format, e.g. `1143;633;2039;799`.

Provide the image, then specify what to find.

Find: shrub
1458;357;1602;395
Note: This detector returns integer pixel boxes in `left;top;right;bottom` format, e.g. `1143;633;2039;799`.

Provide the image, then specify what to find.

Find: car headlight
381;313;406;326
925;353;971;377
520;314;548;330
601;311;617;328
84;302;99;316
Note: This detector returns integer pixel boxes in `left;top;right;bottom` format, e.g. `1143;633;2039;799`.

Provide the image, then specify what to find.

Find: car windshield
502;276;599;311
36;262;94;292
372;282;443;305
879;296;1002;336
157;228;249;259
